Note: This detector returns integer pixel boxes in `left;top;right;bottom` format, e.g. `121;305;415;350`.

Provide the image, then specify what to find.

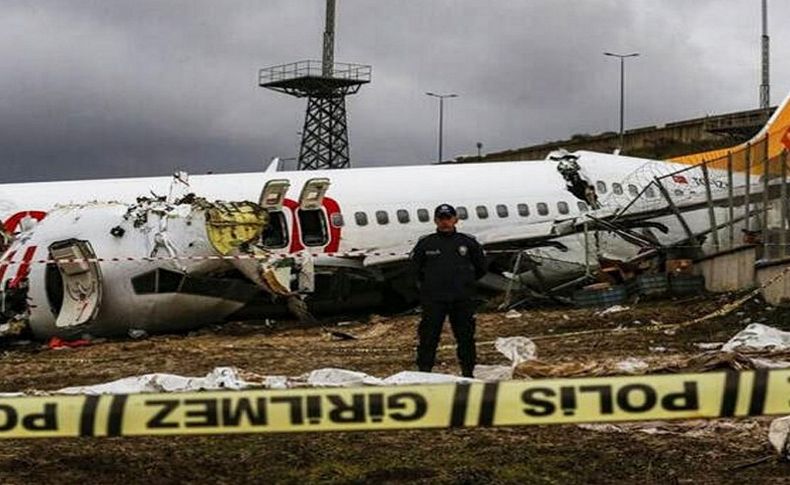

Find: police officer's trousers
416;299;476;377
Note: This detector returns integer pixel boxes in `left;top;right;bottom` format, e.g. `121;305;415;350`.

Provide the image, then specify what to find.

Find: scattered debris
695;342;723;350
381;371;475;385
579;419;764;437
577;423;625;433
473;364;513;381
128;329;148;340
748;357;790;369
769;416;790;458
595;305;630;316
47;336;92;350
722;323;790;352
495;336;537;365
615;357;649;374
323;328;358;341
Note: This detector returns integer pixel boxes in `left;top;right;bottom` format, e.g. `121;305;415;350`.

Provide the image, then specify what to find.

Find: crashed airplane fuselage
0;147;753;339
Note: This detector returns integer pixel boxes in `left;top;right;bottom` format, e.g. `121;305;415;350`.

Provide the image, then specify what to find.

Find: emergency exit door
297;178;331;247
48;239;102;328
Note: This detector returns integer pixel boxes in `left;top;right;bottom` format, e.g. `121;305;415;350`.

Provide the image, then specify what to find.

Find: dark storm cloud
0;0;787;182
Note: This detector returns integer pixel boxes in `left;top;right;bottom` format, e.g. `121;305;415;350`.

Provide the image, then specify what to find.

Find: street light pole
426;92;458;162
604;52;639;151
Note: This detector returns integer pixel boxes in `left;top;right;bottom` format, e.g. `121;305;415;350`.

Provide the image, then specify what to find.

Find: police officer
410;203;486;377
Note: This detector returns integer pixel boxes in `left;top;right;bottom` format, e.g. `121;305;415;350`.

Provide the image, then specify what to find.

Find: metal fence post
727;151;735;248
701;161;719;251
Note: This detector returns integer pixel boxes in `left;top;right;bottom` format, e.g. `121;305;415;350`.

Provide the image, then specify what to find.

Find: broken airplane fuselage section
0;196;314;339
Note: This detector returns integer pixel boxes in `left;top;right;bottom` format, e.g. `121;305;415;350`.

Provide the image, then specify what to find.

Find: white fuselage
0;151;741;258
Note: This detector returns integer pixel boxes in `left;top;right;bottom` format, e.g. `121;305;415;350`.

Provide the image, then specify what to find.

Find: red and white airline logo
781;127;790;151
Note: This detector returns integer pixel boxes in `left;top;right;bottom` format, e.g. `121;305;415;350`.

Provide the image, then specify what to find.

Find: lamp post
426;92;458;163
604;52;639;151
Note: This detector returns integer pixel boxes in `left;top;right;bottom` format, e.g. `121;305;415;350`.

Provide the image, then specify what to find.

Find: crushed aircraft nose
0;195;318;339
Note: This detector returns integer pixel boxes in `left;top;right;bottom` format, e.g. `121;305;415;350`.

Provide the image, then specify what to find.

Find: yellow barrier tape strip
0;370;786;439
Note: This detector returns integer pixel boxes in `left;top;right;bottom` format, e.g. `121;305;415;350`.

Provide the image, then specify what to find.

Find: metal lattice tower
258;0;371;170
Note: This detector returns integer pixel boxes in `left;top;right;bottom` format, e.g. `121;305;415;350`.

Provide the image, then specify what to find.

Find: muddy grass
0;294;788;483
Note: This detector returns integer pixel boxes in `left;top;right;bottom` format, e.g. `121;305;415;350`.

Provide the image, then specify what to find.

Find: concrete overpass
458;106;775;163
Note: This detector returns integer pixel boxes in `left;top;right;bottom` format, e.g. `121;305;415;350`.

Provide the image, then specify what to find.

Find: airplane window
376;210;390;225
612;183;623;195
577;201;589;212
330;213;344;228
517;203;529;217
596;181;607;193
476;206;489;219
262;211;289;248
417;208;430;222
496;204;509;218
537;202;549;216
355;211;368;226
456;206;469;220
131;268;185;294
628;184;639;196
298;209;328;246
396;209;410;224
557;201;569;215
645;186;656;198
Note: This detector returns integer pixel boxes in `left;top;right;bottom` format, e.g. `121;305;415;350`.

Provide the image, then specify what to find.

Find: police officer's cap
434;204;457;218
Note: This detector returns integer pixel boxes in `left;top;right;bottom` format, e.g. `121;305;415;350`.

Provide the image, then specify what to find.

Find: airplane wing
358;219;575;267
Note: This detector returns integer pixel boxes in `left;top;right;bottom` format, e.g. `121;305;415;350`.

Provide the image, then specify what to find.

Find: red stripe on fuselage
322;196;342;253
9;246;37;288
282;198;305;253
0;250;17;283
3;211;47;233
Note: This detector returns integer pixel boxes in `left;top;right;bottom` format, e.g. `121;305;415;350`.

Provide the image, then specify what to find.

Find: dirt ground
0;294;788;484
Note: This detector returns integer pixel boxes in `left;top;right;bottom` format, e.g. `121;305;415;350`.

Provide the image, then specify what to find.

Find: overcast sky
1;0;788;182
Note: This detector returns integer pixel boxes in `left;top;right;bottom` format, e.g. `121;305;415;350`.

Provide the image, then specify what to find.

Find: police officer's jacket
410;230;487;301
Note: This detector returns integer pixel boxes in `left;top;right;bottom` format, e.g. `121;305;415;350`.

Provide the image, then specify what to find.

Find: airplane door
259;179;290;210
297;178;331;247
49;240;103;328
298;178;330;210
259;179;291;249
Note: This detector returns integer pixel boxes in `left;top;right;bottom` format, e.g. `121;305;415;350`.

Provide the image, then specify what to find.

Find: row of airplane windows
351;200;590;227
341;180;680;227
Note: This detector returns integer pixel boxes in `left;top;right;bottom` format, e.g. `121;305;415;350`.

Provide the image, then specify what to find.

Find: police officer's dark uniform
410;204;486;377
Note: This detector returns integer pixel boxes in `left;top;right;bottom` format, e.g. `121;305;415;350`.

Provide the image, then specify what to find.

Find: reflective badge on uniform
426;249;441;256
458;245;468;256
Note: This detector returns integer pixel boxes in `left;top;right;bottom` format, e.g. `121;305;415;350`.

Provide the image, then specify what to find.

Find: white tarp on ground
306;368;384;387
381;371;474;385
49;367;481;395
37;336;541;395
722;323;790;352
55;367;255;395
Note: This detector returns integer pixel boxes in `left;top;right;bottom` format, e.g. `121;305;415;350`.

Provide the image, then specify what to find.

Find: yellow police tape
0;370;787;438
